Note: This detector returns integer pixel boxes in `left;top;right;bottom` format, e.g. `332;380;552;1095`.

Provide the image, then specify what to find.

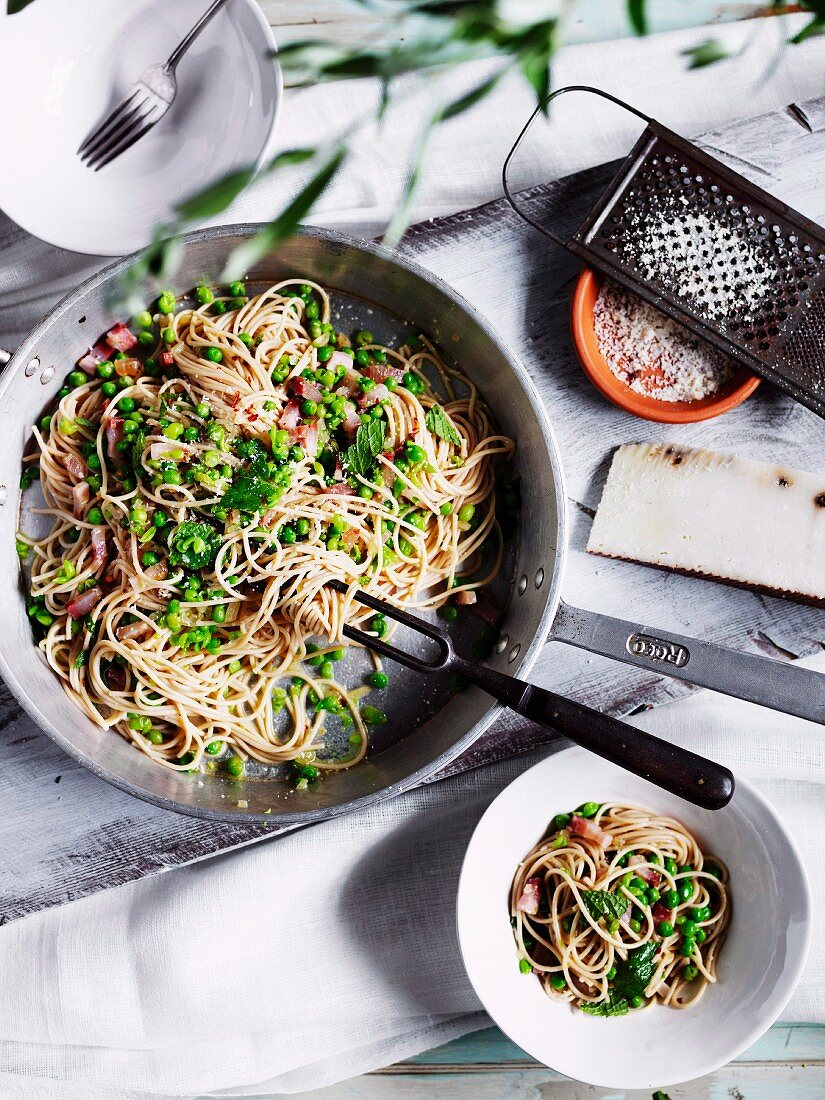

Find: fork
78;0;232;171
327;581;735;810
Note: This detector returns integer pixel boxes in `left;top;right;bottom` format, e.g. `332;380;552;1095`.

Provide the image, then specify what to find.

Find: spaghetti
511;802;730;1014
18;279;515;783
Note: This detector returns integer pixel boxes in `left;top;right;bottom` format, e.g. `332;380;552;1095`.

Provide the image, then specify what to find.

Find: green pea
361;704;387;725
87;453;101;471
144;359;159;377
134;310;153;329
403;371;423;394
328;648;346;661
371;615;387;637
212;300;227;315
205;740;222;755
691;906;709;922
162;469;182;485
152;510;168;528
319;660;334;680
458;503;476;524
280;525;297;544
118;397;136;413
658;920;674;937
228;659;242;674
161;327;176;344
519;958;532;975
548;974;566;990
57;386;70;399
96;361;114;379
577;801;600;819
607;965;617;980
681;939;696;958
369;671;388;689
68;370;87;388
295;518;310;536
211;604;227;624
440;605;458;622
664;857;678;875
225;755;244;777
683;965;698;981
355;348;370;367
147;729;164;745
202;346;223;363
317;345;333;363
87;506;103;525
101;381;118;397
195;285;214;305
405;442;426;464
695;928;707;943
141;551;159;567
358;484;373;499
157;291;176;314
679;881;695;902
681;919;696;937
301;399;317;417
182;426;199;442
227;281;245;298
86;475;101;492
439;502;453;515
552;813;571;831
663;889;680;909
136;331;154;347
163;421;184;440
630;995;644;1009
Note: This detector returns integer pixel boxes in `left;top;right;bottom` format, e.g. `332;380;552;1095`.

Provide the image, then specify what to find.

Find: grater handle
551;600;825;725
502;85;651;247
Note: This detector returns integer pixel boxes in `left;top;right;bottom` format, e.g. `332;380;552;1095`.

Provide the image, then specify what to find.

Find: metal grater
504;86;825;417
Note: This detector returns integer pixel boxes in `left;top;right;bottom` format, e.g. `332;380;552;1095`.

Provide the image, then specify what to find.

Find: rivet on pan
40;365;55;384
24;357;39;377
534;567;545;589
517;575;527;595
0;486;7;506
508;643;521;664
495;633;509;654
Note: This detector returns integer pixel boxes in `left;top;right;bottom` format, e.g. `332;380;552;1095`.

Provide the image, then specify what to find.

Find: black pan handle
451;656;734;810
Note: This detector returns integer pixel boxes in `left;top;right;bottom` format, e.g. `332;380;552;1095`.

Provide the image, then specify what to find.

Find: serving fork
327;580;734;810
78;0;232;171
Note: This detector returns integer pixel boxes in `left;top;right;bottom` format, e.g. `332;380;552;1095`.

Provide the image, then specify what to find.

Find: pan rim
0;223;568;824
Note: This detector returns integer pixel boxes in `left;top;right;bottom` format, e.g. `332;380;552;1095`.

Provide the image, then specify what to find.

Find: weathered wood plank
3;93;825;923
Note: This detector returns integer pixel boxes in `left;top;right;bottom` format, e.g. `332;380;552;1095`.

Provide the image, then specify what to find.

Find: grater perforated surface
568;125;825;415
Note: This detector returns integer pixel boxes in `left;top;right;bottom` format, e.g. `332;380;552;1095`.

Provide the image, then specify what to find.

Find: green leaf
345;419;386;478
681;38;734;69
580;890;629;922
580;990;629;1017
221;146;347;281
425;404;461;446
175;168;257;221
129;428;148;476
383;117;436;249
627;0;647;36
7;0;37;11
612;941;658;1002
441;70;502;121
790;16;825;44
168;521;222;571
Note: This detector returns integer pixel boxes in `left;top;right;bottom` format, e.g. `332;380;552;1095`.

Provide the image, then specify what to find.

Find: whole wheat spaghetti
19;279;515;783
512;802;730;1014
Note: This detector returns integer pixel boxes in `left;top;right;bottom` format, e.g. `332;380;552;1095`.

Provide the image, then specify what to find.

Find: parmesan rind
587;442;825;602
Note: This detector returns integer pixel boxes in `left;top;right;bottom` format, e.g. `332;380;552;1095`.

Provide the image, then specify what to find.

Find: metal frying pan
0;225;821;826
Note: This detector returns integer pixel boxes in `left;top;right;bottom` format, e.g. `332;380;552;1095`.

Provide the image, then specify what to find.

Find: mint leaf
425;404;461;446
345;419;386;478
168;521;222;570
581;890;628;922
613;941;658;1002
580;991;629;1017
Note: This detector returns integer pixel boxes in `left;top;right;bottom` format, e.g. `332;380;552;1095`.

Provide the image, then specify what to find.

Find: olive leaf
7;0;37;11
627;0;648;36
221;146;347;281
681;37;735;69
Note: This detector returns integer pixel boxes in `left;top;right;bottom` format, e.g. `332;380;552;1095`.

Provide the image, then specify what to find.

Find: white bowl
456;747;811;1090
0;0;281;255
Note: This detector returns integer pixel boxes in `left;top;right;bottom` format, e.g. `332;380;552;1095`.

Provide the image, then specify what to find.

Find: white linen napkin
1;15;825;1100
0;651;823;1100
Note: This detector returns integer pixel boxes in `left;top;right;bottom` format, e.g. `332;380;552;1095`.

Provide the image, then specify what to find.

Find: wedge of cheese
587;442;825;603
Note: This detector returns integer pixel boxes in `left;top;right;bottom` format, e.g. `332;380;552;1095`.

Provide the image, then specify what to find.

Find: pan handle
552;601;825;724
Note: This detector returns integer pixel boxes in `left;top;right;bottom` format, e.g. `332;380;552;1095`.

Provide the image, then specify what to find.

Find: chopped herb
581;889;629;922
425;403;461;446
344;418;385;478
168;521;222;570
612;941;658;1003
580;990;629;1017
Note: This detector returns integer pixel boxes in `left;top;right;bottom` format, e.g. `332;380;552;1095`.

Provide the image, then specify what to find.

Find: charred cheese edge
587;442;825;604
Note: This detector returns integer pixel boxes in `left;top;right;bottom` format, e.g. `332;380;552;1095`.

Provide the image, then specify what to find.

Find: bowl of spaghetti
456;746;811;1090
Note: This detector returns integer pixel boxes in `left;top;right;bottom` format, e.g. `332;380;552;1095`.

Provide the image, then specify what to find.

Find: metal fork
78;0;232;171
327;580;734;810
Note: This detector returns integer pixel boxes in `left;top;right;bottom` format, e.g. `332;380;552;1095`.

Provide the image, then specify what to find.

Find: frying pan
0;225;821;825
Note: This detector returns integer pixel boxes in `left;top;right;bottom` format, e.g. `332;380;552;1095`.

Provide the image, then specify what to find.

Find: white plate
456;748;811;1090
0;0;280;255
